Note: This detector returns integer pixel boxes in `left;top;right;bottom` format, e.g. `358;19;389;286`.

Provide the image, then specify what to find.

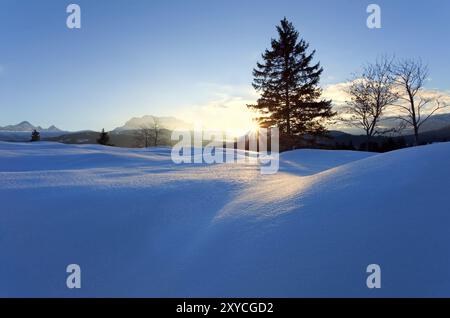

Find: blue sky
0;0;449;131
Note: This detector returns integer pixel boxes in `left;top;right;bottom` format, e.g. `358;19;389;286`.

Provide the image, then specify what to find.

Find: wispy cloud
322;82;352;107
179;83;260;135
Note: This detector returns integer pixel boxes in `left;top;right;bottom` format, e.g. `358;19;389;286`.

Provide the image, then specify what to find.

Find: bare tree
134;125;153;148
341;58;399;151
134;117;161;148
392;59;448;145
151;116;160;147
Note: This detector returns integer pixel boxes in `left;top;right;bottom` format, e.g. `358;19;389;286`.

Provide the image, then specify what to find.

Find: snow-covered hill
0;141;449;297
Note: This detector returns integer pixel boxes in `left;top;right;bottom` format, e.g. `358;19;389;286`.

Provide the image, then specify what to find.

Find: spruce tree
97;128;110;146
248;18;334;138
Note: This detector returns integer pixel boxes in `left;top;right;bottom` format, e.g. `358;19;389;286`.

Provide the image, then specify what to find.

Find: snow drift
0;141;449;297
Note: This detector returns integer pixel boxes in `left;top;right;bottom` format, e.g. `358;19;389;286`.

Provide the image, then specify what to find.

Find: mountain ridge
113;115;191;132
0;121;62;132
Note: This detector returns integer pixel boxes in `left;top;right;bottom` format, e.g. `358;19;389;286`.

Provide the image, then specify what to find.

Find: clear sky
0;0;449;131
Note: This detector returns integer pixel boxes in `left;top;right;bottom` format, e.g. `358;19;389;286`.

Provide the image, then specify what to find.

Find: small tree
134;125;152;148
97;128;110;145
151;116;160;147
342;58;398;151
30;129;40;142
134;117;161;148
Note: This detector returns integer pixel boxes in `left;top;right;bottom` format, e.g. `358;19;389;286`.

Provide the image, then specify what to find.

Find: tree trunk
284;50;291;136
286;114;291;136
285;87;291;135
366;135;371;152
408;89;420;146
413;126;420;146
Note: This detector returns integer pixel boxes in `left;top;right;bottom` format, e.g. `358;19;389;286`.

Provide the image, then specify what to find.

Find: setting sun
249;120;260;133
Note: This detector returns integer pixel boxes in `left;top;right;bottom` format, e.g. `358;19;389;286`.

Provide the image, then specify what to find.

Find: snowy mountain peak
114;115;191;132
0;121;62;132
16;121;34;130
47;125;60;131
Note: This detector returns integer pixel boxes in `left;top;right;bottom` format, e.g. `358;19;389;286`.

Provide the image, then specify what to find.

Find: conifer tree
248;18;334;138
97;128;110;145
30;129;40;142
